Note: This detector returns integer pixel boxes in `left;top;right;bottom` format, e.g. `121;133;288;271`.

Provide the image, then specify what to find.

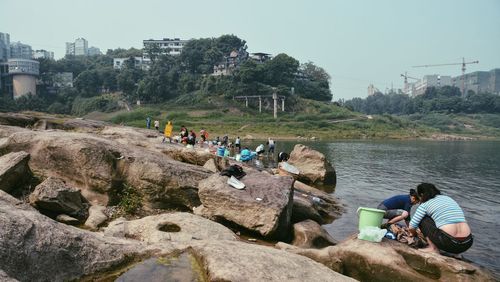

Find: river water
245;139;500;276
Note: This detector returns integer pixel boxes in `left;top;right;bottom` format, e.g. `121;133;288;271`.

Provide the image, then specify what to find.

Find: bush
109;107;161;124
118;184;142;214
71;95;120;116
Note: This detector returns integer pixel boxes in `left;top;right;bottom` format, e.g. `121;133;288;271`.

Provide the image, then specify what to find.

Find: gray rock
104;212;237;244
292;193;323;224
56;214;80;225
196;168;294;239
29;177;86;217
278;236;496;282
0;151;31;194
291;220;337;249
203;158;218;172
84;205;108;230
288;144;337;190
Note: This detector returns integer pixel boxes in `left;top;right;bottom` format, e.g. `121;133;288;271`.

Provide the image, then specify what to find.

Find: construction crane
412;57;479;97
400;72;419;95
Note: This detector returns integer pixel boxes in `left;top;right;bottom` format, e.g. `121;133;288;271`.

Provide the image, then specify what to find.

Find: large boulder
29;177;88;218
288;144;336;190
103;212;237;244
190;240;356;282
292;220;337;249
162;146;214;166
0;112;38;127
0;151;32;194
292;180;344;224
84;204;108;230
277;237;496;282
0;129;211;209
0;190;158;282
195;168;295;240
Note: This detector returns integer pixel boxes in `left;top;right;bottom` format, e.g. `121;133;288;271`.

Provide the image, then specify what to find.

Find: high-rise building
10;41;33;59
87;46;101;56
412;75;452;96
33;49;54;60
66;38;88;56
0;32;10;61
7;58;39;99
452;69;500;95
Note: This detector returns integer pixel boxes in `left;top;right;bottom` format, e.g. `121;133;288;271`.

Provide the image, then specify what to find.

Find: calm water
245;139;500;275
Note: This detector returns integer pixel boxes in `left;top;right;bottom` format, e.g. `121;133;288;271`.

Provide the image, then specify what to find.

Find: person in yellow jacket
162;121;173;143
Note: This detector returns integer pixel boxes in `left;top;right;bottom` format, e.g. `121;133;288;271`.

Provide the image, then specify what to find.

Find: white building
87;46;101;56
10;42;32;59
7;58;39;99
113;57;150;70
33;49;54;60
0;32;10;61
413;75;452;96
66;38;88;56
367;84;380;96
53;72;73;88
142;38;188;59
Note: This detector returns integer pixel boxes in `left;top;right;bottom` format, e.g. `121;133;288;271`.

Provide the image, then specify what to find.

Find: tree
262;53;299;86
74;70;102;97
215;34;246;54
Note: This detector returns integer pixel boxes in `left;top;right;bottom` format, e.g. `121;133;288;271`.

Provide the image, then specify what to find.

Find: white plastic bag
357;226;387;242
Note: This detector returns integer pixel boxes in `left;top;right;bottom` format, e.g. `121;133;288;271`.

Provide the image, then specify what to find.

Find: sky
1;0;500;100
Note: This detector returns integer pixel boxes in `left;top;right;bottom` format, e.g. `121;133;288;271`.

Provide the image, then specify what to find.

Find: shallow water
244;139;500;276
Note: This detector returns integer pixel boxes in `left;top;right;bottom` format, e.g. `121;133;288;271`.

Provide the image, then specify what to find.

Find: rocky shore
0;112;495;281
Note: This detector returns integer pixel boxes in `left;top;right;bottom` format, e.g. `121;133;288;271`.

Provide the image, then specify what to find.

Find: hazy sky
1;0;499;99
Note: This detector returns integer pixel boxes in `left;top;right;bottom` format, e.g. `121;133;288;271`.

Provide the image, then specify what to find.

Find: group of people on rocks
377;183;473;256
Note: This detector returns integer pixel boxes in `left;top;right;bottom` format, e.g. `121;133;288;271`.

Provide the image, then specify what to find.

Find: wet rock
84;205;108;230
278;236;496;281
29;177;87;218
0;151;32;194
195;168;294;240
104;212;237;244
292;220;337;249
292;193;323;223
288;144;337;189
56;214;79;225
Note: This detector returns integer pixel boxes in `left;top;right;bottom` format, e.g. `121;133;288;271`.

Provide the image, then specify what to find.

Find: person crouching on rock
278;152;289;162
377;189;419;228
409;183;473;254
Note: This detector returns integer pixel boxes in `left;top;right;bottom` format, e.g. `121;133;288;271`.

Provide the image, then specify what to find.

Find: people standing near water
235;136;241;153
267;137;275;155
409;183;473;254
378;189;420;228
146;117;151;129
154;120;160;132
222;134;229;146
162;121;173;143
255;144;265;156
200;128;208;146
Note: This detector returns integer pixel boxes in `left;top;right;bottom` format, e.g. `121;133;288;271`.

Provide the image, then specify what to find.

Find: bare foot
420;247;439;254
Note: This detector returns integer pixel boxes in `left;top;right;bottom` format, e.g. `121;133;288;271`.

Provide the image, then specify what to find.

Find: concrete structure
367;84;380;96
452;68;500;95
249;52;272;63
10;41;32;59
0;32;10;61
33;49;54;60
7;58;39;99
66;38;88;56
53;72;73;88
412;75;452;96
87;46;102;56
113;57;150;70
142;38;188;58
213;48;249;76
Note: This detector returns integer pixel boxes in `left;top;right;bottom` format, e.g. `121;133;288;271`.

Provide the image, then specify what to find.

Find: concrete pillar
281;98;285;112
245;97;248;108
273;93;277;119
259;96;262;113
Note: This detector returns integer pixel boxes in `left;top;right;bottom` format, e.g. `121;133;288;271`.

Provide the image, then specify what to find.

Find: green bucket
357;207;385;230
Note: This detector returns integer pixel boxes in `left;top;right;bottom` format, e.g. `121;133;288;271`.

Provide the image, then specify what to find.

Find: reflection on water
245;139;500;276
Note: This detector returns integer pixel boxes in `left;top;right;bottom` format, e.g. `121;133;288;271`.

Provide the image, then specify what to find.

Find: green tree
262;53;299;86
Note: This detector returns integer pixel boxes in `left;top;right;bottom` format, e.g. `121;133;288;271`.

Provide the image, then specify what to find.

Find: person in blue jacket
240;147;256;162
378;189;419;227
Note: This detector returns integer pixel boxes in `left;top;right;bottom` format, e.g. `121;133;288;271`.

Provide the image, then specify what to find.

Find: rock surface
288;144;337;190
0;151;32;194
293;180;344;224
292;220;337;248
84;204;108;230
104;212;237;244
55;214;80;225
0;127;211;209
162;146;213;166
196;168;294;239
29;177;87;217
278;237;496;281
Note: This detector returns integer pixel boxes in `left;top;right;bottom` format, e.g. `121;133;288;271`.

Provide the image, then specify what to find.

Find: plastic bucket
217;147;225;157
357;207;385;231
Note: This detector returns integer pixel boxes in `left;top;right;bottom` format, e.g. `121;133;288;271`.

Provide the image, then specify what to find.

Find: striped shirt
409;195;466;229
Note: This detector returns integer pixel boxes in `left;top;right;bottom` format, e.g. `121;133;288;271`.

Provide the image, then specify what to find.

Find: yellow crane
412;57;479;97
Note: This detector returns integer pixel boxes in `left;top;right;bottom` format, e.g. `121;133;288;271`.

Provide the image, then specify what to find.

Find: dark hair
409;188;419;200
417;183;441;202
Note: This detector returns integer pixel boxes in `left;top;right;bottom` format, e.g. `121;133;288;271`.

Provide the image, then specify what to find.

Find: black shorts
419;216;473;254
